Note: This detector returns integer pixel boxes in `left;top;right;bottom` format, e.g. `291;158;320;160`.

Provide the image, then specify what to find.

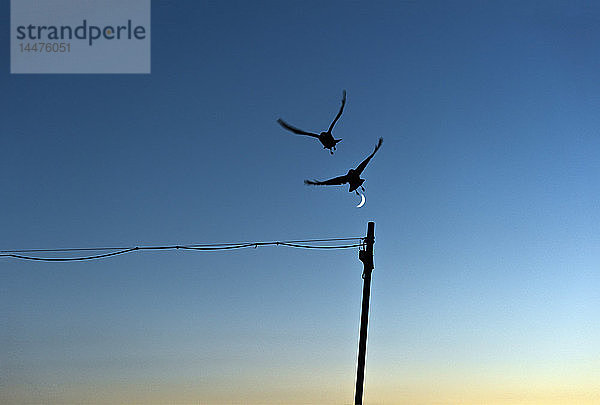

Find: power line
0;237;365;262
2;248;138;262
0;238;362;253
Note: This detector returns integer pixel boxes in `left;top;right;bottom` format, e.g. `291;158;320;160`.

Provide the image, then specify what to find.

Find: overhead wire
0;237;365;262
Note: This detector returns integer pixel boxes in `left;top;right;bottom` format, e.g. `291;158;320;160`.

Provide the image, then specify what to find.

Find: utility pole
354;221;375;405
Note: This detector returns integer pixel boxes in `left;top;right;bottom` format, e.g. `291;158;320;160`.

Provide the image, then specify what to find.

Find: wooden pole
354;221;375;405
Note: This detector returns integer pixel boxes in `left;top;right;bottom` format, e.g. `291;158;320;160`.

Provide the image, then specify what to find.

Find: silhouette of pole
354;221;375;405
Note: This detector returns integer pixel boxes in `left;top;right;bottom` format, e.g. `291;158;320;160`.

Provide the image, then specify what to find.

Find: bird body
317;131;342;151
305;138;383;195
277;90;346;154
344;169;366;193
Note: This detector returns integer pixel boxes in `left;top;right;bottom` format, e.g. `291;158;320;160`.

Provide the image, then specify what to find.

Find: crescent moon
356;192;366;208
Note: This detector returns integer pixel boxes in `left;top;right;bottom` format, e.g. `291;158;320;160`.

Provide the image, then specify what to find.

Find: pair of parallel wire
0;237;365;262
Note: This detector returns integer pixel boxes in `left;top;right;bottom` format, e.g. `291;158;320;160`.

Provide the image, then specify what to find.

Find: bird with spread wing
277;90;346;154
305;137;383;195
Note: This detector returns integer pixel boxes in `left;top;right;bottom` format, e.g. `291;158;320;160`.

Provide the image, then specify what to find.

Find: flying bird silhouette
277;90;346;154
305;137;383;195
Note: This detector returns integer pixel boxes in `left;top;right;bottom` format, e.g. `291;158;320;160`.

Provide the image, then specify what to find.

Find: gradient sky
2;1;600;404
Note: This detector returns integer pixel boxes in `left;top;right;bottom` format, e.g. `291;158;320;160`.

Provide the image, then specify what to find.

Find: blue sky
1;1;599;404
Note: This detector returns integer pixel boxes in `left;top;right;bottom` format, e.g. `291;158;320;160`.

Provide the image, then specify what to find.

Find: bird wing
277;119;320;138
304;174;348;186
355;137;383;175
327;90;347;133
